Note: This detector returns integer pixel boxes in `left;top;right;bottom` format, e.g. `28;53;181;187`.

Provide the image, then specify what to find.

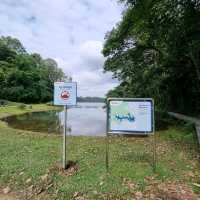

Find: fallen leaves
25;178;32;184
3;186;11;194
121;177;200;200
48;161;79;177
73;192;90;200
123;178;137;191
40;174;48;182
21;172;54;199
134;191;143;200
137;182;200;200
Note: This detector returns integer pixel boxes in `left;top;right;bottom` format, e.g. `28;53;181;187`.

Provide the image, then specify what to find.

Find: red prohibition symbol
61;91;70;100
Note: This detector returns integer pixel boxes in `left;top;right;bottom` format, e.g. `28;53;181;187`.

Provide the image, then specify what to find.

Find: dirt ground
0;193;16;200
0;182;200;200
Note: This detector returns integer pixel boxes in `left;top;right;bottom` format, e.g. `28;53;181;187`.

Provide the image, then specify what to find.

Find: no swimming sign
54;82;77;106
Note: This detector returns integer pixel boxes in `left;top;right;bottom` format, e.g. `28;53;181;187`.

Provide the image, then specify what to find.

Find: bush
18;103;26;109
46;102;53;106
0;99;8;106
27;104;32;109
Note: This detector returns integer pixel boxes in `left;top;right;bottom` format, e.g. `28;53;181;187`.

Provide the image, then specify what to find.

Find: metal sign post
153;116;156;172
153;132;156;172
106;102;109;173
63;105;67;169
106;132;109;173
54;82;77;170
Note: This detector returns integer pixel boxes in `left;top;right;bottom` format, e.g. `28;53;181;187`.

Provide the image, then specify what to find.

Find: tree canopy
0;36;66;103
103;0;200;114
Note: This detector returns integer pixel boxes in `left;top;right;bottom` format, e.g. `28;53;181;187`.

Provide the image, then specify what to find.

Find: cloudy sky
0;0;122;97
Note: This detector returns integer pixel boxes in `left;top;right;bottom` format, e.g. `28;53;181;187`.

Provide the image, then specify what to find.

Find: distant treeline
0;36;66;103
78;97;105;103
103;0;200;115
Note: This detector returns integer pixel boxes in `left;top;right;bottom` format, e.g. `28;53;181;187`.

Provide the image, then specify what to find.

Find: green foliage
0;36;66;103
103;0;200;115
18;103;26;110
46;101;53;106
27;105;33;109
0;99;8;106
0;36;26;54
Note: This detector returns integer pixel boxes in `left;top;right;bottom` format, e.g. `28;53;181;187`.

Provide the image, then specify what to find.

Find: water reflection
3;103;106;136
2;103;171;136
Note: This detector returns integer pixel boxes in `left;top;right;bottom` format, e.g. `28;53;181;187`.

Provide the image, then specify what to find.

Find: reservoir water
3;103;106;136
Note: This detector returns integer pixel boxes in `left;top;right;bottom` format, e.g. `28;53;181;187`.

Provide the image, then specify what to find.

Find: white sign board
107;98;154;134
54;82;77;106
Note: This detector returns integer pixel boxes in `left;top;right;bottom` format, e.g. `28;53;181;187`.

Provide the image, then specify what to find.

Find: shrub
18;103;26;109
27;105;32;109
0;100;8;106
46;102;53;106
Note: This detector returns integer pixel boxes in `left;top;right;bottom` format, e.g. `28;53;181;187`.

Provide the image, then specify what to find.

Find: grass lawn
0;105;200;199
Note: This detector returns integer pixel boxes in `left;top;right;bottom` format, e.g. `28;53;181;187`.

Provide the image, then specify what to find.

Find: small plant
18;104;26;109
27;105;33;109
46;102;53;106
0;100;8;106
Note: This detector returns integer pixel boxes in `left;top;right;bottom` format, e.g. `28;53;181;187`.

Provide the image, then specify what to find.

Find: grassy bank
0;105;200;199
0;104;60;119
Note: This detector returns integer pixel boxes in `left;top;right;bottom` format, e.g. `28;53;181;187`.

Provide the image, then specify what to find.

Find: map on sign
54;82;77;106
108;99;154;134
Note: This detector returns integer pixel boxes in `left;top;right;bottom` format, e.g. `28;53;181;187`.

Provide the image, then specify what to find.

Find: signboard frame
105;98;156;173
107;98;155;135
54;82;77;106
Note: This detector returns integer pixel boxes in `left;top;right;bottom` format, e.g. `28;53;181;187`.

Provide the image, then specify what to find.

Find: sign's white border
107;98;154;135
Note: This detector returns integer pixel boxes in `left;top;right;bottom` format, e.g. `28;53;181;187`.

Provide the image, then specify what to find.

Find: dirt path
0;194;16;200
0;187;18;200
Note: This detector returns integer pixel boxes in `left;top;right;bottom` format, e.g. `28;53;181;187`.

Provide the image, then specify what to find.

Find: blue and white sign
107;98;154;134
54;82;77;106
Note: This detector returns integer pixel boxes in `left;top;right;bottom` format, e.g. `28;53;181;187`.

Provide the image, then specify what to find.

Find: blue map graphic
115;113;135;122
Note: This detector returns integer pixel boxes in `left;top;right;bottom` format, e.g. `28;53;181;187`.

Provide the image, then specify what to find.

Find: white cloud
0;0;122;96
55;40;118;97
79;41;104;69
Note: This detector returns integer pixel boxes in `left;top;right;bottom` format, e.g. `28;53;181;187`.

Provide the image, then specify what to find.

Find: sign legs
153;132;157;172
106;133;109;173
106;100;110;173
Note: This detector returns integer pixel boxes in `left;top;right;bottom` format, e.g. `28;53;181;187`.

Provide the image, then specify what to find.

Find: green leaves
0;36;66;103
103;0;200;115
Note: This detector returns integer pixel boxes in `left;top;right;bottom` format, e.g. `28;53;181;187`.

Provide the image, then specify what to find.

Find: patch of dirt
124;181;200;200
121;178;200;200
143;183;200;200
49;160;79;177
0;187;18;200
6;161;79;200
73;192;90;200
0;194;16;200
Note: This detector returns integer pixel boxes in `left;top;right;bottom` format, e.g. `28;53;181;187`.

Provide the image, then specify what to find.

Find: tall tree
0;36;66;103
0;36;26;54
103;0;200;114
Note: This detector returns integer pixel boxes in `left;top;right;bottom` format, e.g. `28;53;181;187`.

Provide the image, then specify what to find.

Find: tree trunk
189;51;200;82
